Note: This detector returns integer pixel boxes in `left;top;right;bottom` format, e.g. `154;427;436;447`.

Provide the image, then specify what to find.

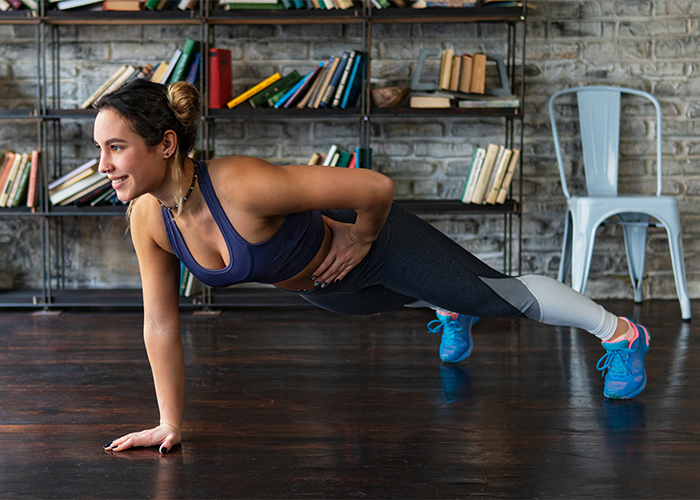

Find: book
59;176;111;206
81;65;128;109
322;145;338;166
0;153;23;207
184;52;201;85
248;70;301;109
167;38;199;85
438;48;453;91
208;48;232;109
284;64;325;109
25;150;39;208
0;152;16;204
227;73;281;109
480;145;506;204
470;143;500;204
457;96;520;108
319;51;350;108
332;50;356;108
347;152;357;168
50;170;108;206
160;50;182;86
55;0;102;9
296;64;326;108
312;56;339;108
340;53;363;109
496;148;520;204
100;65;137;99
457;54;472;93
273;72;310;108
48;158;98;193
461;147;486;203
470;53;487;94
410;93;451;108
307;153;321;165
102;0;142;10
7;153;30;207
485;147;511;204
336;150;352;168
449;55;461;92
306;57;334;108
149;61;170;84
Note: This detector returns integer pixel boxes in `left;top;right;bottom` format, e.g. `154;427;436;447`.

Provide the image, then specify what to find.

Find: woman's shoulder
129;196;171;250
205;156;277;206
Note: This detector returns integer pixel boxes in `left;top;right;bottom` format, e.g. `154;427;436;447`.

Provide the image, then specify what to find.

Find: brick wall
0;1;698;299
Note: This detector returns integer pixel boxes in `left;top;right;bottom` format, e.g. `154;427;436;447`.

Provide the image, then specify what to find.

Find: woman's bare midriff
272;223;333;292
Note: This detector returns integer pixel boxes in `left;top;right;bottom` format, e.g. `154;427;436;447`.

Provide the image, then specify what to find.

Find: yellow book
496;149;521;204
470;143;500;204
227;73;281;109
485;148;512;204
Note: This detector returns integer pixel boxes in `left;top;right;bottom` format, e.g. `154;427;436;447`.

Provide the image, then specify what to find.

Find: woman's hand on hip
311;216;373;287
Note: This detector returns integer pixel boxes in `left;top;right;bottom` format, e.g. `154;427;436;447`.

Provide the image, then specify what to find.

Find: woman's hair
94;78;201;220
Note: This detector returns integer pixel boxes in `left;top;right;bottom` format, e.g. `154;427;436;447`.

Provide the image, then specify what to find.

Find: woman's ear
162;130;178;158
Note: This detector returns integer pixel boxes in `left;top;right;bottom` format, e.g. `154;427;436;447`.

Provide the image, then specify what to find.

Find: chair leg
661;216;692;321
569;218;598;295
619;213;650;304
558;211;573;284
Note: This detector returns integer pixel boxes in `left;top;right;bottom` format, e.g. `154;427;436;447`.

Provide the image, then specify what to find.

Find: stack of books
0;0;37;11
461;144;520;205
307;145;362;168
217;0;354;10
81;38;201;109
227;50;365;110
410;49;519;109
48;158;123;207
0;150;39;209
46;0;198;11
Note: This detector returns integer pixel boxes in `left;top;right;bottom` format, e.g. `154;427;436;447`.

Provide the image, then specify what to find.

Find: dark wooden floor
1;299;699;499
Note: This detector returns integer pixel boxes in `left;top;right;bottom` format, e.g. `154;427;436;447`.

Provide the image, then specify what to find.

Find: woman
98;79;649;454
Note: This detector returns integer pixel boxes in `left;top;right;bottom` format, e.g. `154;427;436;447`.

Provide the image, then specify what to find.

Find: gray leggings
297;203;618;341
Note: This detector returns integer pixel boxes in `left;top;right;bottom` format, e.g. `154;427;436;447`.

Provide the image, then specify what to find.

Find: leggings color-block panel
296;203;618;341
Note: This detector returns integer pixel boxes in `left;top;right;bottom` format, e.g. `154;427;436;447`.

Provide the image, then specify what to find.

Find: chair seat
567;195;679;224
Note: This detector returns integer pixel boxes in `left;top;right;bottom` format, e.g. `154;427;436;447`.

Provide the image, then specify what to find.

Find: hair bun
167;81;201;127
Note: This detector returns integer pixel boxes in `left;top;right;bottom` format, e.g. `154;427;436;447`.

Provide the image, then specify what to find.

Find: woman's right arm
104;199;184;454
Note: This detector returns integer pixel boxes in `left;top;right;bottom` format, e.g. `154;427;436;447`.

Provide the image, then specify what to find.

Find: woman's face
93;108;168;202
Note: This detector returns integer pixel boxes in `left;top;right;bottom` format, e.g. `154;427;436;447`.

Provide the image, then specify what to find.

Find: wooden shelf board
396;198;520;214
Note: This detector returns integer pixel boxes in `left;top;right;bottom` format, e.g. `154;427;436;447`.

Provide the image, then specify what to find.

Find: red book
26;150;39;208
347;152;357;169
208;48;232;109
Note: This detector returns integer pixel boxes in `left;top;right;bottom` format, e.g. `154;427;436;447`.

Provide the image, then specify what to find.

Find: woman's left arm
231;159;395;285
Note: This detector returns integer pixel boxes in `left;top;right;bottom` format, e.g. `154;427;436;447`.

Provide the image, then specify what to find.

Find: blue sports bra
161;159;325;287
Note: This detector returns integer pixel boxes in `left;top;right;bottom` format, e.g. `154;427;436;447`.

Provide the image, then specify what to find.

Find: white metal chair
548;85;691;320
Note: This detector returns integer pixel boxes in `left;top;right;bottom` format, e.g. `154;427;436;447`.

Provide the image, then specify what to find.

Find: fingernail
314;281;319;287
160;447;168;454
333;279;339;284
320;282;327;288
311;275;317;281
103;443;112;449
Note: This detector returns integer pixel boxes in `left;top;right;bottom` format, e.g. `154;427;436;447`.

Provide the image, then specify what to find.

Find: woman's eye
112;145;122;152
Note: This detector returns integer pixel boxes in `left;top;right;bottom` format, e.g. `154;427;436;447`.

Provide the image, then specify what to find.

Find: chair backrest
548;86;663;198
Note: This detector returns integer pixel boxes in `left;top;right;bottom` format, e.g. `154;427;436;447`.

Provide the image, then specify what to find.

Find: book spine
470;143;500;204
284;65;324;109
227;73;281;109
167;38;199;85
461;147;486;203
496;149;520;204
319;52;349;108
332;50;356;108
485;148;512;204
208;48;232;109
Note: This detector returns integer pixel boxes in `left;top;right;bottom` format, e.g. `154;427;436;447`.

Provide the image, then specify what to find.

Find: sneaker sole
440;343;473;364
604;371;647;400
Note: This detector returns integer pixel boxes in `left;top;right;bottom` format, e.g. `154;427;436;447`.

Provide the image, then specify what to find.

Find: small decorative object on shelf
371;87;410;108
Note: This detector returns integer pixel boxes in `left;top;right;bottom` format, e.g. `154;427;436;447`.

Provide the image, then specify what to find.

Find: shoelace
427;318;463;343
596;348;634;379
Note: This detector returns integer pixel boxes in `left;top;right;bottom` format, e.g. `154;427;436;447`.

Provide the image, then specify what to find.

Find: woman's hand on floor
104;424;181;454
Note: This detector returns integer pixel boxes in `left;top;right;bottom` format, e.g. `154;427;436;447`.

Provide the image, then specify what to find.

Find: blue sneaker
427;312;479;363
596;318;650;400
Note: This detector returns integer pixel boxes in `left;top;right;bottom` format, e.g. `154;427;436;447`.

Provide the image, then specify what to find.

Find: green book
336;150;352;168
249;70;302;109
167;38;200;85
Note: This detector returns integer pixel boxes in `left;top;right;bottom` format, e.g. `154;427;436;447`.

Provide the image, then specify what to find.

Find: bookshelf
0;0;526;310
